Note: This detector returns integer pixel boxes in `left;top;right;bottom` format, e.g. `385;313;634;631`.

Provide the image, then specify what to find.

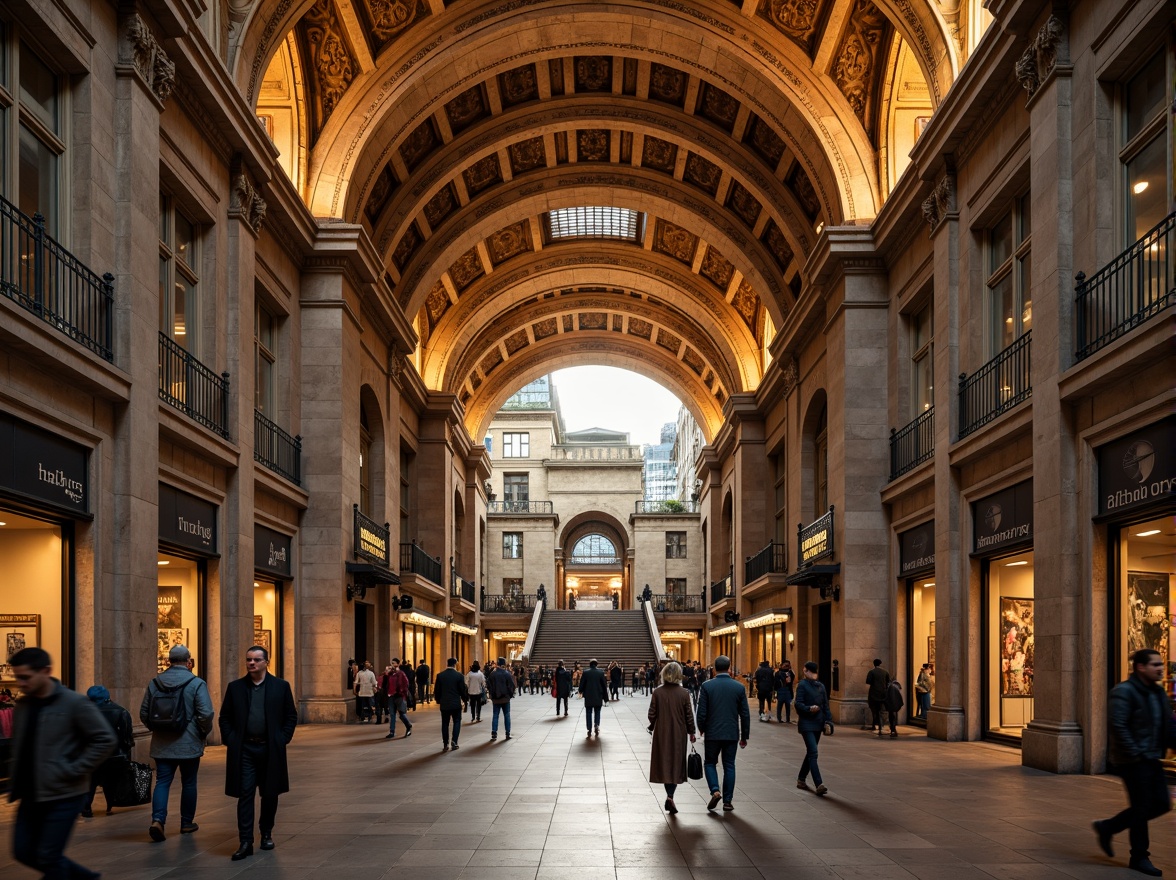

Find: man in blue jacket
695;655;750;811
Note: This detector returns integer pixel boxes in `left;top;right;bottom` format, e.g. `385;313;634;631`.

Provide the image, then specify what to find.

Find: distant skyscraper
673;407;704;503
643;422;677;502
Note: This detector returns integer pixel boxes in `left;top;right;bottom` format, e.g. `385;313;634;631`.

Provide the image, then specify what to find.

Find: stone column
725;395;766;676
1016;14;1084;773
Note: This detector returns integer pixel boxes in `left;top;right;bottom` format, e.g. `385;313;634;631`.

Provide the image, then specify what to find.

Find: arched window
814;406;828;518
571;534;618;564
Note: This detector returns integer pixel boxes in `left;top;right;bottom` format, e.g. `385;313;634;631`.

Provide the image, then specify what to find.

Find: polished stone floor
2;690;1173;879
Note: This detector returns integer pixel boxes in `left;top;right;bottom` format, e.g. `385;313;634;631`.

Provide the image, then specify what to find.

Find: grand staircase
528;610;658;670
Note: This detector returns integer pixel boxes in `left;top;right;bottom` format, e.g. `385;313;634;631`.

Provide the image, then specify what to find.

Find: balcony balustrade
481;593;539;613
634;500;698;513
648;593;703;612
158;332;230;438
451;574;476;605
710;573;732;605
745;542;787;584
890;407;934;479
399;541;442;585
488;500;554;514
958;331;1031;439
254;410;301;485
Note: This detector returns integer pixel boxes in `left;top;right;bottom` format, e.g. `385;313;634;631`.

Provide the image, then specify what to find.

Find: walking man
695;654;750;812
383;659;413;739
554;660;572;717
141;644;214;840
865;658;890;733
82;684;135;818
487;657;516;741
434;658;469;751
753;660;775;722
1093;649;1174;877
774;660;796;723
415;659;432;705
579;658;609;738
353;661;377;723
8;647;115;880
219;645;298;861
795;661;831;796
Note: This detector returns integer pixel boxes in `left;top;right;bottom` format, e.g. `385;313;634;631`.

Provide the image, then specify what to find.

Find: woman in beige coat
648;661;697;814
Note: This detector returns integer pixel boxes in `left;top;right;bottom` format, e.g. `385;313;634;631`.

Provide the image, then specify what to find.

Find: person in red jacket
382;659;413;740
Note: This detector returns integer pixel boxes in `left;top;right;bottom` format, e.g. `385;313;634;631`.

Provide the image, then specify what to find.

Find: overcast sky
551;367;681;447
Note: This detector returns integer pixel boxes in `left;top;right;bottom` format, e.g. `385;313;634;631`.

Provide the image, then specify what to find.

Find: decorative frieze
120;13;176;105
1015;15;1066;101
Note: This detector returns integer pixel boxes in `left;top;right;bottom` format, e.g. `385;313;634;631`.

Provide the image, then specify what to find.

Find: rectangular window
503;473;529;504
910;302;933;418
503;432;529;457
159;195;200;353
665;578;686;595
666;531;687;559
773;452;787;545
484;435;493;454
2;36;65;237
985;196;1031;358
359;429;372;517
400;447;413;540
504;577;523;597
1121;52;1169;245
503;532;523;559
255;302;276;416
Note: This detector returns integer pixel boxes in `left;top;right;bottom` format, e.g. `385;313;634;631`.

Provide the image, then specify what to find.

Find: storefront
254;524;293;677
899;520;935;725
449;622;476;670
399;610;445;674
158;484;218;676
742;610;790;666
974;480;1034;743
709;623;737;669
0;412;90;688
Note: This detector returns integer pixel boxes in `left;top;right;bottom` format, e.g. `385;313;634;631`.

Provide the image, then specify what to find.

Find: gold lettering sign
800;527;828;564
359;525;387;561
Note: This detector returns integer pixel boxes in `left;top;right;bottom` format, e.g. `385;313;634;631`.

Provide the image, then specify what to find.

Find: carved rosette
921;175;954;233
1016;15;1065;100
230;166;267;235
120;14;176;104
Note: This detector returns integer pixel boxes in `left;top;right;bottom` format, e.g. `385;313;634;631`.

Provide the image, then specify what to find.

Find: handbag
686;746;703;780
104;758;153;807
823;720;835;736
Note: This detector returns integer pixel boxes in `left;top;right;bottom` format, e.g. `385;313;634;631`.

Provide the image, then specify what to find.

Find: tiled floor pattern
2;690;1172;879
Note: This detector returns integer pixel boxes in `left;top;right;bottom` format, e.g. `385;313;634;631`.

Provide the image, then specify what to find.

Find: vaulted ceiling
237;0;958;440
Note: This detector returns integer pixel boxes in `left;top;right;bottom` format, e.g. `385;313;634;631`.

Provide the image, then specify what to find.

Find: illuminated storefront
157;484;218;677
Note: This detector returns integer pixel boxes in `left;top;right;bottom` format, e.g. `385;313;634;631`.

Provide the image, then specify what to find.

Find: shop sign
798;507;835;567
353;505;390;566
1097;417;1176;517
159;484;217;554
254;525;292;578
899;520;935;576
973;480;1033;554
0;411;89;515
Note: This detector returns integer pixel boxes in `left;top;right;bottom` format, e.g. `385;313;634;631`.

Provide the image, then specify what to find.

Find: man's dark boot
231;842;254;861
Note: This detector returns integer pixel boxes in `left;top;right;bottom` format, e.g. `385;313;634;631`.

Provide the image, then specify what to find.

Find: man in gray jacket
141;644;214;841
9;647;115;880
695;654;751;811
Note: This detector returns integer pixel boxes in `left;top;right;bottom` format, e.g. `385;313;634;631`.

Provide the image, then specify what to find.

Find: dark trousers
441;709;462;746
609;683;619;700
585;704;602;731
798;728;823;786
355;695;373;721
470;697;482;721
868;697;885;730
1102;759;1172;861
417;682;430;703
555;695;568;714
758;692;771;715
84;755;125;813
703;739;738;803
375;693;388;723
14;795;98;880
237;741;279;843
777;689;793;722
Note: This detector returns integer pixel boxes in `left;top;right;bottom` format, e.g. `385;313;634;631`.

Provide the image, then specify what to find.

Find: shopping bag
104;758;153;807
687;746;703;780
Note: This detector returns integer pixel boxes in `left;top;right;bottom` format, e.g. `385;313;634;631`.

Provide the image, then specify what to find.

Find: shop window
910;302;934;418
0;510;65;683
1114;515;1175;706
985;550;1035;738
503;532;523;559
908;577;936;717
156;552;203;676
255;302;276;417
159;195;201;354
1120;51;1169;245
503;432;529;458
985;196;1032;358
666;531;686;559
253;580;280;676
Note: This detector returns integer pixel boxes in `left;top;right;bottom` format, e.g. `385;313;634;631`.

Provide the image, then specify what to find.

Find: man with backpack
140;644;214;842
487;657;516;741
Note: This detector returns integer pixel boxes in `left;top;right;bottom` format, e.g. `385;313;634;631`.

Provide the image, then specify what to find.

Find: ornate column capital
921;174;955;234
118;13;175;105
1015;15;1066;101
230;160;267;235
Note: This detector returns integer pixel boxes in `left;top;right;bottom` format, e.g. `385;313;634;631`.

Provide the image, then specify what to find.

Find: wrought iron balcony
890;407;934;479
0;196;114;361
648;593;703;612
481;593;539;613
634;500;699;513
399;541;442;586
745;542;787;584
958;331;1031;439
1076;211;1175;360
158;332;230;438
254;410;301;485
710;573;732;605
566;554;623;566
451;574;476;605
488;500;554;514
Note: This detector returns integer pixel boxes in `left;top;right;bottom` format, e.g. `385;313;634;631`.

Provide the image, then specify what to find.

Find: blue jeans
491;701;511;735
918;692;931;717
441;709;462;746
703;739;738;804
388;697;412;735
14;794;98;879
798;728;823;786
776;689;793;722
152;757;201;825
585;704;601;731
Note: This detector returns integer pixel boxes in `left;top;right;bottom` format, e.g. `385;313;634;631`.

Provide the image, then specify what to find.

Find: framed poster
927;636;936;664
254;630;273;655
157;628;188;673
253;615;263;631
157;586;183;628
0;614;40;683
1127;571;1169;661
999;597;1034;696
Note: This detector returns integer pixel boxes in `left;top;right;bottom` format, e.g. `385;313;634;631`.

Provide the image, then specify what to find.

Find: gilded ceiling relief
532;317;559;340
699;247;735;291
463;153;503;195
760;220;794;272
399;118;440;172
425;281;450;328
298;0;356;140
423;183;459;229
725;181;762;229
648;63;687;107
656;328;682;353
562;315;574;332
498;64;539;106
358;0;428;56
697;82;740;132
487;221;533;266
391;221;421;270
833;0;892;135
504;328;530;354
682;347;706;376
612;315;624;331
732;280;760;332
508;137;546;175
743;114;785;167
683;153;722;196
641;136;678;174
628;318;653;339
445;84;489;135
574;56;613;92
364;164;398;222
653;220;699;265
579;312;608;330
576;130;610;162
480;347;504;376
449;246;485;291
788;165;822;219
757;0;823;55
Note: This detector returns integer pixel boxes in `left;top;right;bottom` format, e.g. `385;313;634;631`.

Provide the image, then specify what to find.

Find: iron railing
1076;211;1175;360
158;332;230;438
648;593;703;612
451;575;476;605
566;555;623;566
958;331;1031;439
745;542;787;583
710;573;732;605
890;407;934;479
635;500;699;513
488;500;554;514
254;410;301;485
0;196;114;361
399;541;442;585
481;593;539;613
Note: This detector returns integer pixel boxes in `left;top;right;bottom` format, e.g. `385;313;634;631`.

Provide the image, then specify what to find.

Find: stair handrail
642;600;669;664
520;594;545;664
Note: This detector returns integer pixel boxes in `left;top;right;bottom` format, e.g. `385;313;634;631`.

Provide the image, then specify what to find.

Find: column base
830;698;868;727
1022;719;1084;773
299;698;354;724
926;705;966;741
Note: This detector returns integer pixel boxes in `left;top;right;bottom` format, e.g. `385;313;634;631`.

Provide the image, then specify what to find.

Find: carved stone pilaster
230;162;267;235
119;13;175;105
921;175;955;234
1015;15;1066;101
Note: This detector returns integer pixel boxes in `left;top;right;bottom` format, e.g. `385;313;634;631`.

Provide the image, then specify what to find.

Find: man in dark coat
578;658;609;738
608;662;623;701
865;658;890;732
487;657;516;741
433;658;469;751
696;654;750;812
553;660;572;717
753;660;775;722
82;684;135;817
415;660;431;704
219;644;297;861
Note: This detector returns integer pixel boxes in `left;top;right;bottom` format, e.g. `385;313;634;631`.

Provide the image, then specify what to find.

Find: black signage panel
255;525;293;578
973;480;1033;555
159;484;217;554
899;520;935;576
353;506;390;566
798;508;835;567
0;411;89;515
1097;417;1176;518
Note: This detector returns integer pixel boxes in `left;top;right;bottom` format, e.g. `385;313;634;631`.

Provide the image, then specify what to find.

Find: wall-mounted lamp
787;632;795;651
819;583;841;602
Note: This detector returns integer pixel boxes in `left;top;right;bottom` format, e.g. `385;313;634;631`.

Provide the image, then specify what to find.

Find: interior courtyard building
0;0;1171;778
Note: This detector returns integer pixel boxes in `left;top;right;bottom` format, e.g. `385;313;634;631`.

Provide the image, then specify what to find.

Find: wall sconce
787;632;795;651
819;583;841;602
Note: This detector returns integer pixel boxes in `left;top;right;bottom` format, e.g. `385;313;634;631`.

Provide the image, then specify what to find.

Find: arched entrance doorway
561;518;629;610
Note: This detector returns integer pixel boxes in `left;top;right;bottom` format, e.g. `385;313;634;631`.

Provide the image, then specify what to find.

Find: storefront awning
345;561;401;587
785;564;840;587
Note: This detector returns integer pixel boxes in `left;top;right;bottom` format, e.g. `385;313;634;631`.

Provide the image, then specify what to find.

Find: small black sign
159;484;217;554
255;525;293;578
973;480;1033;555
1097;417;1176;518
353;506;390;566
0;411;89;516
798;508;835;567
899;520;935;576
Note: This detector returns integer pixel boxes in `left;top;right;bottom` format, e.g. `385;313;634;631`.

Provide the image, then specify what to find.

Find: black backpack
145;676;193;733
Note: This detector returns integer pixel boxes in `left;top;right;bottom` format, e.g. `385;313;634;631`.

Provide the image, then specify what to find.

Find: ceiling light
253;582;260;588
1135;529;1161;537
450;622;478;636
157;560;169;565
1005;560;1028;566
1133;181;1148;194
0;521;6;526
709;623;738;637
923;583;935;587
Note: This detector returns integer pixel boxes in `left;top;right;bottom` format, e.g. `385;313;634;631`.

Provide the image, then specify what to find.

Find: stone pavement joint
2;693;1171;879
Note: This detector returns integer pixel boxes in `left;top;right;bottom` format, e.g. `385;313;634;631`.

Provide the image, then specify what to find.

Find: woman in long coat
647;661;696;814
